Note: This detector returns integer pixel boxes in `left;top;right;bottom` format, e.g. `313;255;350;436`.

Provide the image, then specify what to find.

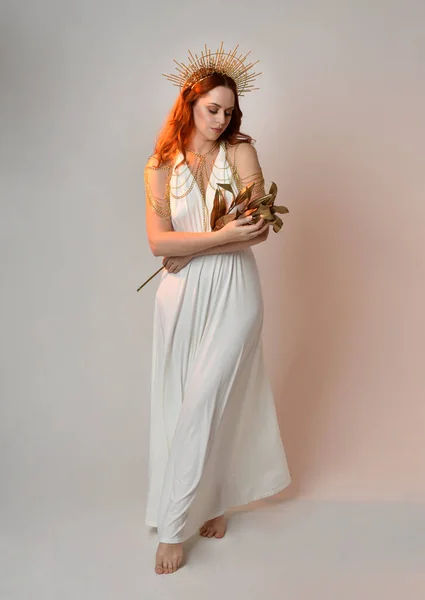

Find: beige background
1;0;424;597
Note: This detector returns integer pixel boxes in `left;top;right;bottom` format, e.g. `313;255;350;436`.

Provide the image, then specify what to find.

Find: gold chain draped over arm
144;158;173;219
238;171;265;200
225;142;266;202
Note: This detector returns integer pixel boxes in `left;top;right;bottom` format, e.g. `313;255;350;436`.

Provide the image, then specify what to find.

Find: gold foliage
210;181;289;233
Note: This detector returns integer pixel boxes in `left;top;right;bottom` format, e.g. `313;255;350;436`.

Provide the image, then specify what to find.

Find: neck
186;132;219;156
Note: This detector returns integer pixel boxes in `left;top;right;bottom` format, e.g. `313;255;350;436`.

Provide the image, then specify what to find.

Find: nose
217;112;226;126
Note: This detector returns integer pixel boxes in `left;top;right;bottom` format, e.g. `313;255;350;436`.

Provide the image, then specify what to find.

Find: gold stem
136;266;164;292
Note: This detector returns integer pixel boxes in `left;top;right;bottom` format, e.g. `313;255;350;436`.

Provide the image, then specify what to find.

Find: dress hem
145;476;292;535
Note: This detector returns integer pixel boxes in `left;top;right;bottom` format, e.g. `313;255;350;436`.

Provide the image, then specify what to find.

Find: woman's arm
231;141;267;202
162;225;268;273
151;230;226;257
190;223;269;258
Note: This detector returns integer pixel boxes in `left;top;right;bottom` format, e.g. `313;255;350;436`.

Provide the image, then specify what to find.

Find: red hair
153;73;253;166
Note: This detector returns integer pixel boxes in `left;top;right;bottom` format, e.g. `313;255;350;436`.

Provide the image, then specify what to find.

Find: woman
144;45;291;575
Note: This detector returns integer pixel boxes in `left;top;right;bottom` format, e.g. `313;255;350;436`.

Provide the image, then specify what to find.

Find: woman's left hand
162;255;193;274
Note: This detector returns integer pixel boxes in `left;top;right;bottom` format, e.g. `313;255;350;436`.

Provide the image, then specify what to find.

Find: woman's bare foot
199;514;227;538
155;542;184;574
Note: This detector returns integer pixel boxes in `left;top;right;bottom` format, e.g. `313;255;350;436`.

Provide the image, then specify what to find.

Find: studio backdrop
1;0;424;541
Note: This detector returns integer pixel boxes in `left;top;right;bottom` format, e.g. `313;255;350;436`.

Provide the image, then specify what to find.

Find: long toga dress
144;140;291;544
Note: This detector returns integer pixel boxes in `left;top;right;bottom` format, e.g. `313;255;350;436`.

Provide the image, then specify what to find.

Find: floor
1;497;424;600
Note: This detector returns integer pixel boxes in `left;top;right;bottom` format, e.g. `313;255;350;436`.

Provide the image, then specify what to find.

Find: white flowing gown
145;141;291;544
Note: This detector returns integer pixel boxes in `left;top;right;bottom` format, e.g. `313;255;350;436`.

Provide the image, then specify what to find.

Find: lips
212;128;223;133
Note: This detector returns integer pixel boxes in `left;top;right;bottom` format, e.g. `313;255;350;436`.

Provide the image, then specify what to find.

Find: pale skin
146;86;269;575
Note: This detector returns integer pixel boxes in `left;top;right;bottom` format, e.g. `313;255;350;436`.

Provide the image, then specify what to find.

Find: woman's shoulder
145;153;174;171
224;138;256;149
225;139;258;160
225;140;260;175
144;154;174;200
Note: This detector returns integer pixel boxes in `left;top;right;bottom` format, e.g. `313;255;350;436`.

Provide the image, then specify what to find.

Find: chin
203;128;223;141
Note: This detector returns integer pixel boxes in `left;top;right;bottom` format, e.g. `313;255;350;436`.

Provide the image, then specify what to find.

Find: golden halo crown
162;42;262;97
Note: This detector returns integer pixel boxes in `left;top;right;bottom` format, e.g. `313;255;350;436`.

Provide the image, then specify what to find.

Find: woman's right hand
218;216;268;244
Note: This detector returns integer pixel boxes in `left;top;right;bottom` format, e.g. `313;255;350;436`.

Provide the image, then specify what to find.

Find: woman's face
192;86;235;141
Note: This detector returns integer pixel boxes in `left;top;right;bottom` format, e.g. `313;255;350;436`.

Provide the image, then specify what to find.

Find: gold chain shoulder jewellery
144;142;265;229
169;142;219;200
144;160;173;219
144;145;222;228
169;142;229;232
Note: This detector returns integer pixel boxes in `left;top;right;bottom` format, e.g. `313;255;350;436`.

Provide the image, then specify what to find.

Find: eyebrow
208;102;235;110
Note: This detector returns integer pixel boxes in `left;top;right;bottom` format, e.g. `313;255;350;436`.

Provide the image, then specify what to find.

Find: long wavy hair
153;73;253;167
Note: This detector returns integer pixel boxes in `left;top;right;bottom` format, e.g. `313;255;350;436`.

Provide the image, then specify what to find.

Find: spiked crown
162;42;261;96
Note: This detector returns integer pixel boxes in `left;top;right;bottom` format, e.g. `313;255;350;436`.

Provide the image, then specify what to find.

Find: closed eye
208;109;232;117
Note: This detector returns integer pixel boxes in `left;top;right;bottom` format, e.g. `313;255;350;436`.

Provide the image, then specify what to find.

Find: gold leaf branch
211;181;289;233
136;266;164;292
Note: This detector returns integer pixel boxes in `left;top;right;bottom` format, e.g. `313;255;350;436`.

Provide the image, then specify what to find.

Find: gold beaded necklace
171;142;221;232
